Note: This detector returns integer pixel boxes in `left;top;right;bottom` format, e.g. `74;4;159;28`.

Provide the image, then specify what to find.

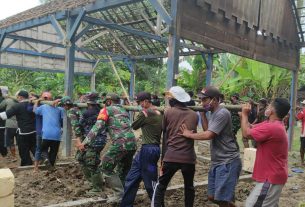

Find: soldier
82;93;137;201
59;96;83;139
78;93;107;194
121;92;162;207
230;93;241;139
59;97;90;180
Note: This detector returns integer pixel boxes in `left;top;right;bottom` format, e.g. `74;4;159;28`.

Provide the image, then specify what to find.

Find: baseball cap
165;86;191;103
106;93;120;102
60;96;73;105
17;90;29;99
198;86;221;99
136;92;151;102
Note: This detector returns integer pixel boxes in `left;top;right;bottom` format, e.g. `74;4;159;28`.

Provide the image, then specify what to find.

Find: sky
0;0;41;20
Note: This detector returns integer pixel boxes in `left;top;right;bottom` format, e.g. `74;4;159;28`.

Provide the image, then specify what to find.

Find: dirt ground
1;138;305;206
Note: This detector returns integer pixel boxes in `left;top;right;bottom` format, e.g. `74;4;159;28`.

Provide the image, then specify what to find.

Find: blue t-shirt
34;105;64;141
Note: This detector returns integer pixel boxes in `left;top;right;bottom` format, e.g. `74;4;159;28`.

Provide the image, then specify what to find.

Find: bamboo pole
107;56;131;105
37;100;242;112
217;57;244;88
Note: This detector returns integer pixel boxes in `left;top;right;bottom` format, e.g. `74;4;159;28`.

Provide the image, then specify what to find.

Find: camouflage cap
60;96;73;105
106;93;120;102
86;92;100;104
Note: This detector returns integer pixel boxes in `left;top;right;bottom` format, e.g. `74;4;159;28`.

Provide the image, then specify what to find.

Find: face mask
203;98;214;112
264;109;271;117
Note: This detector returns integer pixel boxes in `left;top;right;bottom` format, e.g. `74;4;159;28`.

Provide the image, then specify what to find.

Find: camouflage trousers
99;143;136;183
76;147;103;173
232;116;241;136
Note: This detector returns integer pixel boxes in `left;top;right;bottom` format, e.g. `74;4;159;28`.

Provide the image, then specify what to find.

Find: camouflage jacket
231;103;241;136
79;106;107;148
67;107;84;139
83;104;136;151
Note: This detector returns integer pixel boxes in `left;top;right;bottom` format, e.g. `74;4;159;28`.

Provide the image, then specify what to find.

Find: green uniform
68;106;105;193
131;108;162;144
67;107;83;138
231;102;241;137
83;104;137;182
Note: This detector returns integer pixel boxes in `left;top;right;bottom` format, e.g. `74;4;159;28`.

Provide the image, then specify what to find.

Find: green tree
213;54;292;99
178;55;206;93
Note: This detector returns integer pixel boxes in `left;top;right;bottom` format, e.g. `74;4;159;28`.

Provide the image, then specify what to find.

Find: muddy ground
1;139;305;206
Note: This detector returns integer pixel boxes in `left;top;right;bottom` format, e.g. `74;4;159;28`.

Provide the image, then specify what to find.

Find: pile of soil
14;164;111;207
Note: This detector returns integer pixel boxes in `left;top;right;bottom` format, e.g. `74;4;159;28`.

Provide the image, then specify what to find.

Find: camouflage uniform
78;106;107;174
83;104;137;182
231;108;241;137
67;107;83;138
66;107;89;177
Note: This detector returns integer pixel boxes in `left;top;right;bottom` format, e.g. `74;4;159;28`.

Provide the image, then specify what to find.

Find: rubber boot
104;174;124;203
81;166;92;183
87;172;103;195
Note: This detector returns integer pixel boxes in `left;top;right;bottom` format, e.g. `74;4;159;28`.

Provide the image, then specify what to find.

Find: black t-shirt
6;101;36;133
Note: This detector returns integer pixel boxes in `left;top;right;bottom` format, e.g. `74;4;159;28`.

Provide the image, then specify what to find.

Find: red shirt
296;109;305;135
249;120;288;184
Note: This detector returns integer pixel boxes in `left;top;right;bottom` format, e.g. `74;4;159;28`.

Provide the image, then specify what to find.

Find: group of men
60;86;290;207
0;89;63;169
0;85;292;207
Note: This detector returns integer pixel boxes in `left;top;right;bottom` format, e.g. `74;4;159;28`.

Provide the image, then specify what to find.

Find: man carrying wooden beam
82;93;137;203
179;86;241;207
121;92;162;207
240;98;290;207
152;86;198;207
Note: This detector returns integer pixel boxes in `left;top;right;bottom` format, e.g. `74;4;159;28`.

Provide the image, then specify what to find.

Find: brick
243;148;257;173
0;168;14;197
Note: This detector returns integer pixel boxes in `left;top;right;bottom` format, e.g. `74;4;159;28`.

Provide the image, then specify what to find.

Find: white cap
301;100;305;105
165;86;191;103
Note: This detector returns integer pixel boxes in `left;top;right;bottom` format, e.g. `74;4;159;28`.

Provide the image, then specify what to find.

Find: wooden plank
182;0;299;70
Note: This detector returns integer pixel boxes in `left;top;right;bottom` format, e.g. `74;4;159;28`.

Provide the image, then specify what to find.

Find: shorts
245;181;283;207
208;158;242;202
301;137;305;150
4;128;17;147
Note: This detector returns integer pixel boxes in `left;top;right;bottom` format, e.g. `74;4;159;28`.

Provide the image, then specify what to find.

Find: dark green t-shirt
132;108;162;145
